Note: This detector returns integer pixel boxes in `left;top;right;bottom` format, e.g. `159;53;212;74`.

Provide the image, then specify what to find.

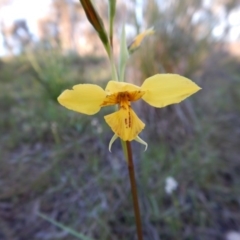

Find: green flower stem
110;55;118;81
107;24;143;239
108;0;116;48
107;45;118;81
126;141;143;240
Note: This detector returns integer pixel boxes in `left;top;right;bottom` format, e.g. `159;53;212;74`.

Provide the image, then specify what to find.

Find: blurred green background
0;0;240;239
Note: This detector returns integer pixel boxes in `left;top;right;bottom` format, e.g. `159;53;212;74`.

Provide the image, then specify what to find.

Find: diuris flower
58;74;201;148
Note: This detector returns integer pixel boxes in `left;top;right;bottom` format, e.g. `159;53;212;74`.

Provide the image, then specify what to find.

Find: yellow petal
101;92;119;107
104;107;145;141
105;80;141;94
103;81;144;106
128;90;146;102
141;74;201;108
58;84;106;115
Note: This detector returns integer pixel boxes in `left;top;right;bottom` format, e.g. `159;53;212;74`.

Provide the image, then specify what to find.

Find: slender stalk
126;141;143;240
106;14;143;239
109;19;113;49
109;53;118;80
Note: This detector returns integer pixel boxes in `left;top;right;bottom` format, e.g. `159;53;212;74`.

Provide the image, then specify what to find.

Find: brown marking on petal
127;92;130;101
128;110;131;128
125;118;128;128
128;90;145;102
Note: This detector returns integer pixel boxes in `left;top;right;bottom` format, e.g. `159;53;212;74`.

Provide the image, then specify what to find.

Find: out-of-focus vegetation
0;0;240;239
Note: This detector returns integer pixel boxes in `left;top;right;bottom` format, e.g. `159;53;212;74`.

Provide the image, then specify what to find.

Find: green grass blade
38;212;96;240
119;25;129;81
108;0;116;47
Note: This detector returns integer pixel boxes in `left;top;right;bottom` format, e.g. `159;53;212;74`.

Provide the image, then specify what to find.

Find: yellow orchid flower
58;74;201;148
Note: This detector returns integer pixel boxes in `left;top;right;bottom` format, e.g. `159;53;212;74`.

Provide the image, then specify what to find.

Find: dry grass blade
79;0;111;56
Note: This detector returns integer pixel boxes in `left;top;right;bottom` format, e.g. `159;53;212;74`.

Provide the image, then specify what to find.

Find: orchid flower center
118;91;131;108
